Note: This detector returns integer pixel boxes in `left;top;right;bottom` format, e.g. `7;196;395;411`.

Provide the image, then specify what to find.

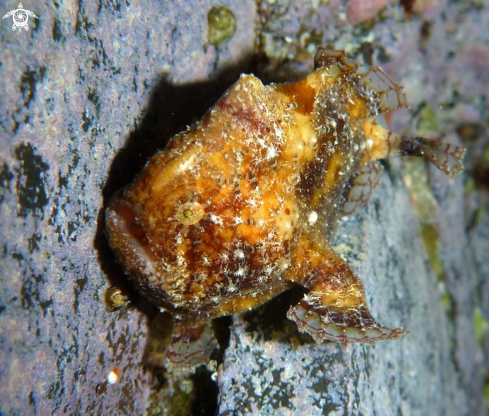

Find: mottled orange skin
106;49;465;368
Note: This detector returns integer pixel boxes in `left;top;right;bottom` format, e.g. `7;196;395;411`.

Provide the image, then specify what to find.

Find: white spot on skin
248;198;259;209
210;214;224;226
236;268;245;277
266;146;277;160
308;211;318;225
177;153;197;172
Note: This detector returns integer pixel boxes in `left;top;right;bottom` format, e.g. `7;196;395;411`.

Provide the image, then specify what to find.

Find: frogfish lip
105;192;157;284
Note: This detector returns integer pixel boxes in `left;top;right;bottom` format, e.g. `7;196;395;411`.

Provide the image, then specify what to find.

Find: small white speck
210;214;223;226
248;198;258;209
308;211;318;225
233;217;243;226
266;146;277;159
107;370;118;384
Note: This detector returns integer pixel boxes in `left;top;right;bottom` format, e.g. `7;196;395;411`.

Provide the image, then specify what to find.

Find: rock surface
0;0;487;415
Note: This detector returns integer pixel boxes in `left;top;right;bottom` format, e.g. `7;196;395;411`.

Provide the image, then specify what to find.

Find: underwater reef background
1;0;488;415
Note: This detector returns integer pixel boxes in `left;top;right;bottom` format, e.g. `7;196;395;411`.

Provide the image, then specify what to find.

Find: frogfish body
106;49;465;369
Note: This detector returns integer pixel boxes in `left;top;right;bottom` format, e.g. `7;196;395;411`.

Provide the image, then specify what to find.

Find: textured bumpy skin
106;48;465;369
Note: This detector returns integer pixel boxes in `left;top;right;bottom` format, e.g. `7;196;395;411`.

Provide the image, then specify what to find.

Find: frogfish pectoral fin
342;160;384;216
287;238;408;344
287;299;407;345
362;119;465;177
165;323;218;371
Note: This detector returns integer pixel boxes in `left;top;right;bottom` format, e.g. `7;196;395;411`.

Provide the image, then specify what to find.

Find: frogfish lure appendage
106;48;466;370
